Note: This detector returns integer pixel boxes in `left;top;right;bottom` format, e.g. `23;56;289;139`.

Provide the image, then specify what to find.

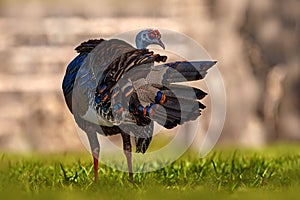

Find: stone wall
0;0;299;151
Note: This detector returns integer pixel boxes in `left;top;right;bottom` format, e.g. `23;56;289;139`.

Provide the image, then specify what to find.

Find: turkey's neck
135;37;148;49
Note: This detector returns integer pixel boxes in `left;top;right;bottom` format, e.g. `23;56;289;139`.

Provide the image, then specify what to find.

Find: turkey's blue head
135;29;165;49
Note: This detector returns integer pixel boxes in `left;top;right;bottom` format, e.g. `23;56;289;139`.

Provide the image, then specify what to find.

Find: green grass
0;144;300;199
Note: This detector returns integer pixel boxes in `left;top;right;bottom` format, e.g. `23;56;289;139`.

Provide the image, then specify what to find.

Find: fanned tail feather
127;83;208;129
126;61;216;129
162;61;217;83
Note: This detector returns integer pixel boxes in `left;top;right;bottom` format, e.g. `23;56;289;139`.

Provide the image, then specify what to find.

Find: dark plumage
62;29;216;182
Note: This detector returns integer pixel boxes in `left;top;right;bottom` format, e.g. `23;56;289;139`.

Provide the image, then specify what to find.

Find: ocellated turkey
62;29;216;182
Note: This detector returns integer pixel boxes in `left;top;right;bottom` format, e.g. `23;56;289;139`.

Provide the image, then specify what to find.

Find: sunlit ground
0;144;299;200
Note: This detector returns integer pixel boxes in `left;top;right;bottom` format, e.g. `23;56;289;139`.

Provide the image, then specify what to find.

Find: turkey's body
62;35;216;182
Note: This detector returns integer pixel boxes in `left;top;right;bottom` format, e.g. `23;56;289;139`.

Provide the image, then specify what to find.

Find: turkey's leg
121;132;133;182
87;131;100;182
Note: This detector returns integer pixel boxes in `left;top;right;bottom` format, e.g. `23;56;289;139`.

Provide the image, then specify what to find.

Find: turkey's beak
155;39;165;49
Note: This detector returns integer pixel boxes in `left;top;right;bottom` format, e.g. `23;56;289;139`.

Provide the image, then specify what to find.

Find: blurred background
0;0;299;152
